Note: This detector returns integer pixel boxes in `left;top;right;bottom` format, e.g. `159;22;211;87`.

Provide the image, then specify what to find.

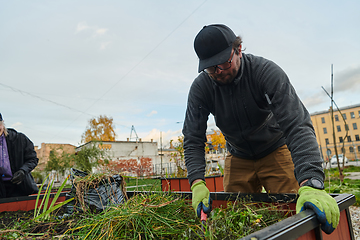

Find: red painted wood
0;195;67;212
322;210;351;240
161;176;224;192
180;178;191;192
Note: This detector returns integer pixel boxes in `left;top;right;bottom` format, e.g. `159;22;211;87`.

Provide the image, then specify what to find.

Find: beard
209;67;238;85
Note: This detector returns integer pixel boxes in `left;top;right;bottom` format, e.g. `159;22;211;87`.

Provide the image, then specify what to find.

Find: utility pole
160;131;163;176
329;64;343;182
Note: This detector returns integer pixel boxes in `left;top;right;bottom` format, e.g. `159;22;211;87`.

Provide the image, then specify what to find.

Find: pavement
345;172;360;180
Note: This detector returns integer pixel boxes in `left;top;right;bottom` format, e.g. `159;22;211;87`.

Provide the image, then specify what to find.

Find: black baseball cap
194;24;236;73
0;113;2;121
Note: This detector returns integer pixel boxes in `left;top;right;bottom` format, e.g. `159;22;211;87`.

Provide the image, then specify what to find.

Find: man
0;113;39;198
183;24;339;234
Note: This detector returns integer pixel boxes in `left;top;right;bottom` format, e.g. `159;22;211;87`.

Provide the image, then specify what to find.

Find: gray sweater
182;53;324;186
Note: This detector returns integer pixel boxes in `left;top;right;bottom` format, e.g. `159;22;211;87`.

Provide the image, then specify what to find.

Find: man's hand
11;170;25;185
191;180;211;217
296;186;340;234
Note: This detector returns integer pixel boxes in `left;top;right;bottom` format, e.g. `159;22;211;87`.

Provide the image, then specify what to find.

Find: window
356;135;360;141
323;128;327;134
325;138;329;145
345;124;349;131
358;146;360;152
353;123;358;130
341;147;345;153
358;110;360;117
339;137;343;143
350;147;354;153
350;112;355;118
342;113;347;120
337;125;341;132
347;136;352;142
321;117;325;123
335;115;339;121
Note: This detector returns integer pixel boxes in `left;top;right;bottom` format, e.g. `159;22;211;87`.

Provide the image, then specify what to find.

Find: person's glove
11;170;25;185
296;186;340;234
191;180;212;217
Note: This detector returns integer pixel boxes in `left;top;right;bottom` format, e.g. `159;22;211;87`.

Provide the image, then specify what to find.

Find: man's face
0;122;4;136
207;46;242;85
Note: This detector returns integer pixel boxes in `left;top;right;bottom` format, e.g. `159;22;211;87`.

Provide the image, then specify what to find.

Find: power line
0;82;93;117
1;1;207;142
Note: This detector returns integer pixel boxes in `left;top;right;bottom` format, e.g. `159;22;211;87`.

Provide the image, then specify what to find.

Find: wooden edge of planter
0;191;70;212
240;193;356;240
160;175;224;192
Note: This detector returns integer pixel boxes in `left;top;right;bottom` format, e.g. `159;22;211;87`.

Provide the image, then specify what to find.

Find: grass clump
62;193;289;239
205;199;290;239
65;192;201;239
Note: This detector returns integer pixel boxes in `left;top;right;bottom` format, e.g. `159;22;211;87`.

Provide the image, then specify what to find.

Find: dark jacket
4;128;39;195
183;53;324;185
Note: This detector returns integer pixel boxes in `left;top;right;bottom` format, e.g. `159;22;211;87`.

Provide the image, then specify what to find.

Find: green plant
205;199;288;238
74;142;111;173
324;166;360;206
33;174;74;221
217;163;224;175
65;192;201;239
45;148;74;176
169;136;187;178
31;170;44;184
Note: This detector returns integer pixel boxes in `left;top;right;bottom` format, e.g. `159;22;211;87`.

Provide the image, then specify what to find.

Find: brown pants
223;145;299;193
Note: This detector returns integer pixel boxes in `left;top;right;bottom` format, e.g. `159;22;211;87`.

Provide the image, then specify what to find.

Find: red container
0;189;356;239
127;191;356;240
0;191;69;212
161;175;224;192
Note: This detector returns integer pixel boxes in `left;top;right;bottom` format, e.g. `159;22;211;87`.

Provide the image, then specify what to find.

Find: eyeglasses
204;50;236;74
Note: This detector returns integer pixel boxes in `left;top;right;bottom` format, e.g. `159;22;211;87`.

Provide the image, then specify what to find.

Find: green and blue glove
191;180;212;217
296;186;340;234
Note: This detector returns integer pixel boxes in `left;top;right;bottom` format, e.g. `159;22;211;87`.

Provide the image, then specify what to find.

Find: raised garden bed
0;190;355;239
161;175;224;192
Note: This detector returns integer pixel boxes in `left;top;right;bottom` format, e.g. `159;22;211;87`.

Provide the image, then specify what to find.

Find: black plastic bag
65;168;126;213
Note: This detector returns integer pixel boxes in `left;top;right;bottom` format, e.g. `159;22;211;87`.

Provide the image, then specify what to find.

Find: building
310;104;360;161
35;143;76;170
77;139;165;176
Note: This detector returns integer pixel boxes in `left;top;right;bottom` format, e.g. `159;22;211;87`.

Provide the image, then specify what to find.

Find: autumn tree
170;135;187;177
81;115;116;143
207;130;226;153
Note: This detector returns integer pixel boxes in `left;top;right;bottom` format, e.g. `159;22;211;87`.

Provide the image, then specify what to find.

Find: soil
0;208;80;239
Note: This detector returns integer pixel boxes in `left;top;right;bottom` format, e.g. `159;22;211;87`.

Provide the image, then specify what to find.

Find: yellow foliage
207;130;226;151
81;115;116;143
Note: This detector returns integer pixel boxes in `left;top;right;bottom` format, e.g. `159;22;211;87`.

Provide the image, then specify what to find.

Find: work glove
191;180;212;217
296;186;340;234
11;170;25;185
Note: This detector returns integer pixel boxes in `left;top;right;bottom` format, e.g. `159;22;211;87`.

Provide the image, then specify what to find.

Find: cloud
75;21;109;37
94;28;108;37
100;41;111;50
76;22;91;32
335;65;360;93
142;128;182;147
302;93;328;109
10;122;23;128
147;110;157;117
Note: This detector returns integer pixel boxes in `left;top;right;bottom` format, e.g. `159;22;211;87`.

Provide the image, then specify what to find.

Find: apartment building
310;104;360;160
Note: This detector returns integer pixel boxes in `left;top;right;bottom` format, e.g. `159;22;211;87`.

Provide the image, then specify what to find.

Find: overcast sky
1;0;359;149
